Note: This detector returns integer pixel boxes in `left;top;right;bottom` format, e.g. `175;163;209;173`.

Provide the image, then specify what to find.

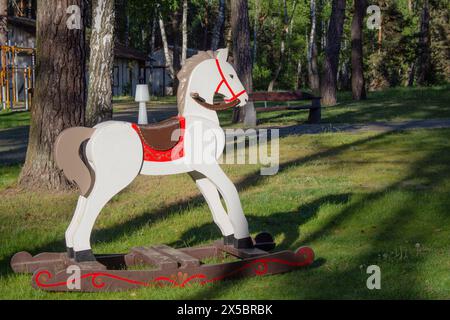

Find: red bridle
214;59;246;103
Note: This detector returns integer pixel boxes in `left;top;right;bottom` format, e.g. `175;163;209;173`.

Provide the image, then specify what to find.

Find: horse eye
229;74;234;79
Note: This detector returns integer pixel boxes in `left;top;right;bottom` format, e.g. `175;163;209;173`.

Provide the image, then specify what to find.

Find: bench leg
308;99;321;123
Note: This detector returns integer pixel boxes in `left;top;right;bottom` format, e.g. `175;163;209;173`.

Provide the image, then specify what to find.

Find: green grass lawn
0;111;30;129
251;85;450;127
0;128;449;299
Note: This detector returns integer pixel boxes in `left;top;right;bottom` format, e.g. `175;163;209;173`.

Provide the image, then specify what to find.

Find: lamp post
135;84;150;125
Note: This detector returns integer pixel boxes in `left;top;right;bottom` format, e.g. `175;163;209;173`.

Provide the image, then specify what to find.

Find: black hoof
74;249;96;262
234;236;254;249
223;234;235;245
254;232;276;251
66;247;74;259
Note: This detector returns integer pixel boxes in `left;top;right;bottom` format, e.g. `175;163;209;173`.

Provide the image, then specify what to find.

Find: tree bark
230;0;255;125
252;0;259;64
0;0;7;45
86;0;115;127
416;0;431;85
181;0;188;65
171;9;182;94
308;0;320;95
158;13;174;79
351;0;366;100
295;57;302;90
211;0;226;51
320;0;346;106
124;0;130;46
19;0;86;190
225;0;232;52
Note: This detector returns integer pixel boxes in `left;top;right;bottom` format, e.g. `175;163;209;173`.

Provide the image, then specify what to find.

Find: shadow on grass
1;127;449;299
168;193;351;251
1;130;389;278
252;86;450;126
323;86;450;124
0;130;394;272
184;131;450;299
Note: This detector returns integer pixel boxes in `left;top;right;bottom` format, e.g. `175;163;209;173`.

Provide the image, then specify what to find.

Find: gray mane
176;50;216;114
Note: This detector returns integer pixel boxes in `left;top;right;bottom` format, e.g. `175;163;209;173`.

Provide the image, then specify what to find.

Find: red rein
214;59;246;103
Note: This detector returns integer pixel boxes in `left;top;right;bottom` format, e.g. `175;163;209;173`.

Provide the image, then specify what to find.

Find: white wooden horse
55;49;254;262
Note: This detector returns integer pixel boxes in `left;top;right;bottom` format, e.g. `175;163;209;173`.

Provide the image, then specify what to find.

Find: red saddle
131;116;185;162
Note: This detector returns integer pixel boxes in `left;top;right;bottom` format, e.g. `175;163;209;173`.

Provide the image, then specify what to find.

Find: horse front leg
189;171;235;244
191;164;253;249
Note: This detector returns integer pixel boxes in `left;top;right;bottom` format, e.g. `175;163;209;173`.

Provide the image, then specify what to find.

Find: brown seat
137;117;181;151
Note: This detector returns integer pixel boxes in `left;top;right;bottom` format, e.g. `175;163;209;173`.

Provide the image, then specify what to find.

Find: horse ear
216;48;229;62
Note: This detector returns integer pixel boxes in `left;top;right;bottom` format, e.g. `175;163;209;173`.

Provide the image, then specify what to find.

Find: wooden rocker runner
11;239;314;292
11;49;315;292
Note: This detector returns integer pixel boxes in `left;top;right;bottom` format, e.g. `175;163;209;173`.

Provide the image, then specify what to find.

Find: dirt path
1;108;450;166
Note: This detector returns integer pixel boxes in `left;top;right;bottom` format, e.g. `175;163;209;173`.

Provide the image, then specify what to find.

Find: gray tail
54;127;96;196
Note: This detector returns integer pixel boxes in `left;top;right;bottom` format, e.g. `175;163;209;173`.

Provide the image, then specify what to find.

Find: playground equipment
0;44;35;111
11;49;314;292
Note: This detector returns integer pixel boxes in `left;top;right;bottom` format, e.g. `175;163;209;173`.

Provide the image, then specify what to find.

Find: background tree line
118;0;449;101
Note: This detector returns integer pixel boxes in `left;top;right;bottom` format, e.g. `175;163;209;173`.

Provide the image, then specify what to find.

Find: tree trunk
19;0;86;190
308;0;320;95
0;0;7;45
416;0;431;85
267;0;297;92
225;0;232;52
158;13;174;79
268;0;288;92
408;0;413;13
124;0;130;46
181;0;188;65
351;0;366;100
85;0;115;127
230;0;255;125
295;57;302;90
252;0;259;64
320;0;346;106
211;0;226;51
171;9;182;95
407;62;415;87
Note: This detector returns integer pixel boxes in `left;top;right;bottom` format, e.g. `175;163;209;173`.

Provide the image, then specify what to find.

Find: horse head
177;48;249;118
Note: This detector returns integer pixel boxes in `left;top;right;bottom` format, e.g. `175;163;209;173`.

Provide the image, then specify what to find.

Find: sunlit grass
253;85;450;126
0;128;449;299
1;86;450;130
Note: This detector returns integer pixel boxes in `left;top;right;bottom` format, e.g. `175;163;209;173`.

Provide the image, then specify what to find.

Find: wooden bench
249;91;321;124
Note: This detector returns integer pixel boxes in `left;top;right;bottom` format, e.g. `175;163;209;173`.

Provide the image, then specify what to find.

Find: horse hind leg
54;127;96;257
65;196;87;257
71;123;143;262
189;171;234;243
192;164;253;249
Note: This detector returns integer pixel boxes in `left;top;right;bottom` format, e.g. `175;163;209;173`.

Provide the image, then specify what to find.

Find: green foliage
116;0;448;92
252;63;272;89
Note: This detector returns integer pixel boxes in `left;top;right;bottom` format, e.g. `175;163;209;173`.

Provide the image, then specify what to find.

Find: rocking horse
11;49;314;292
